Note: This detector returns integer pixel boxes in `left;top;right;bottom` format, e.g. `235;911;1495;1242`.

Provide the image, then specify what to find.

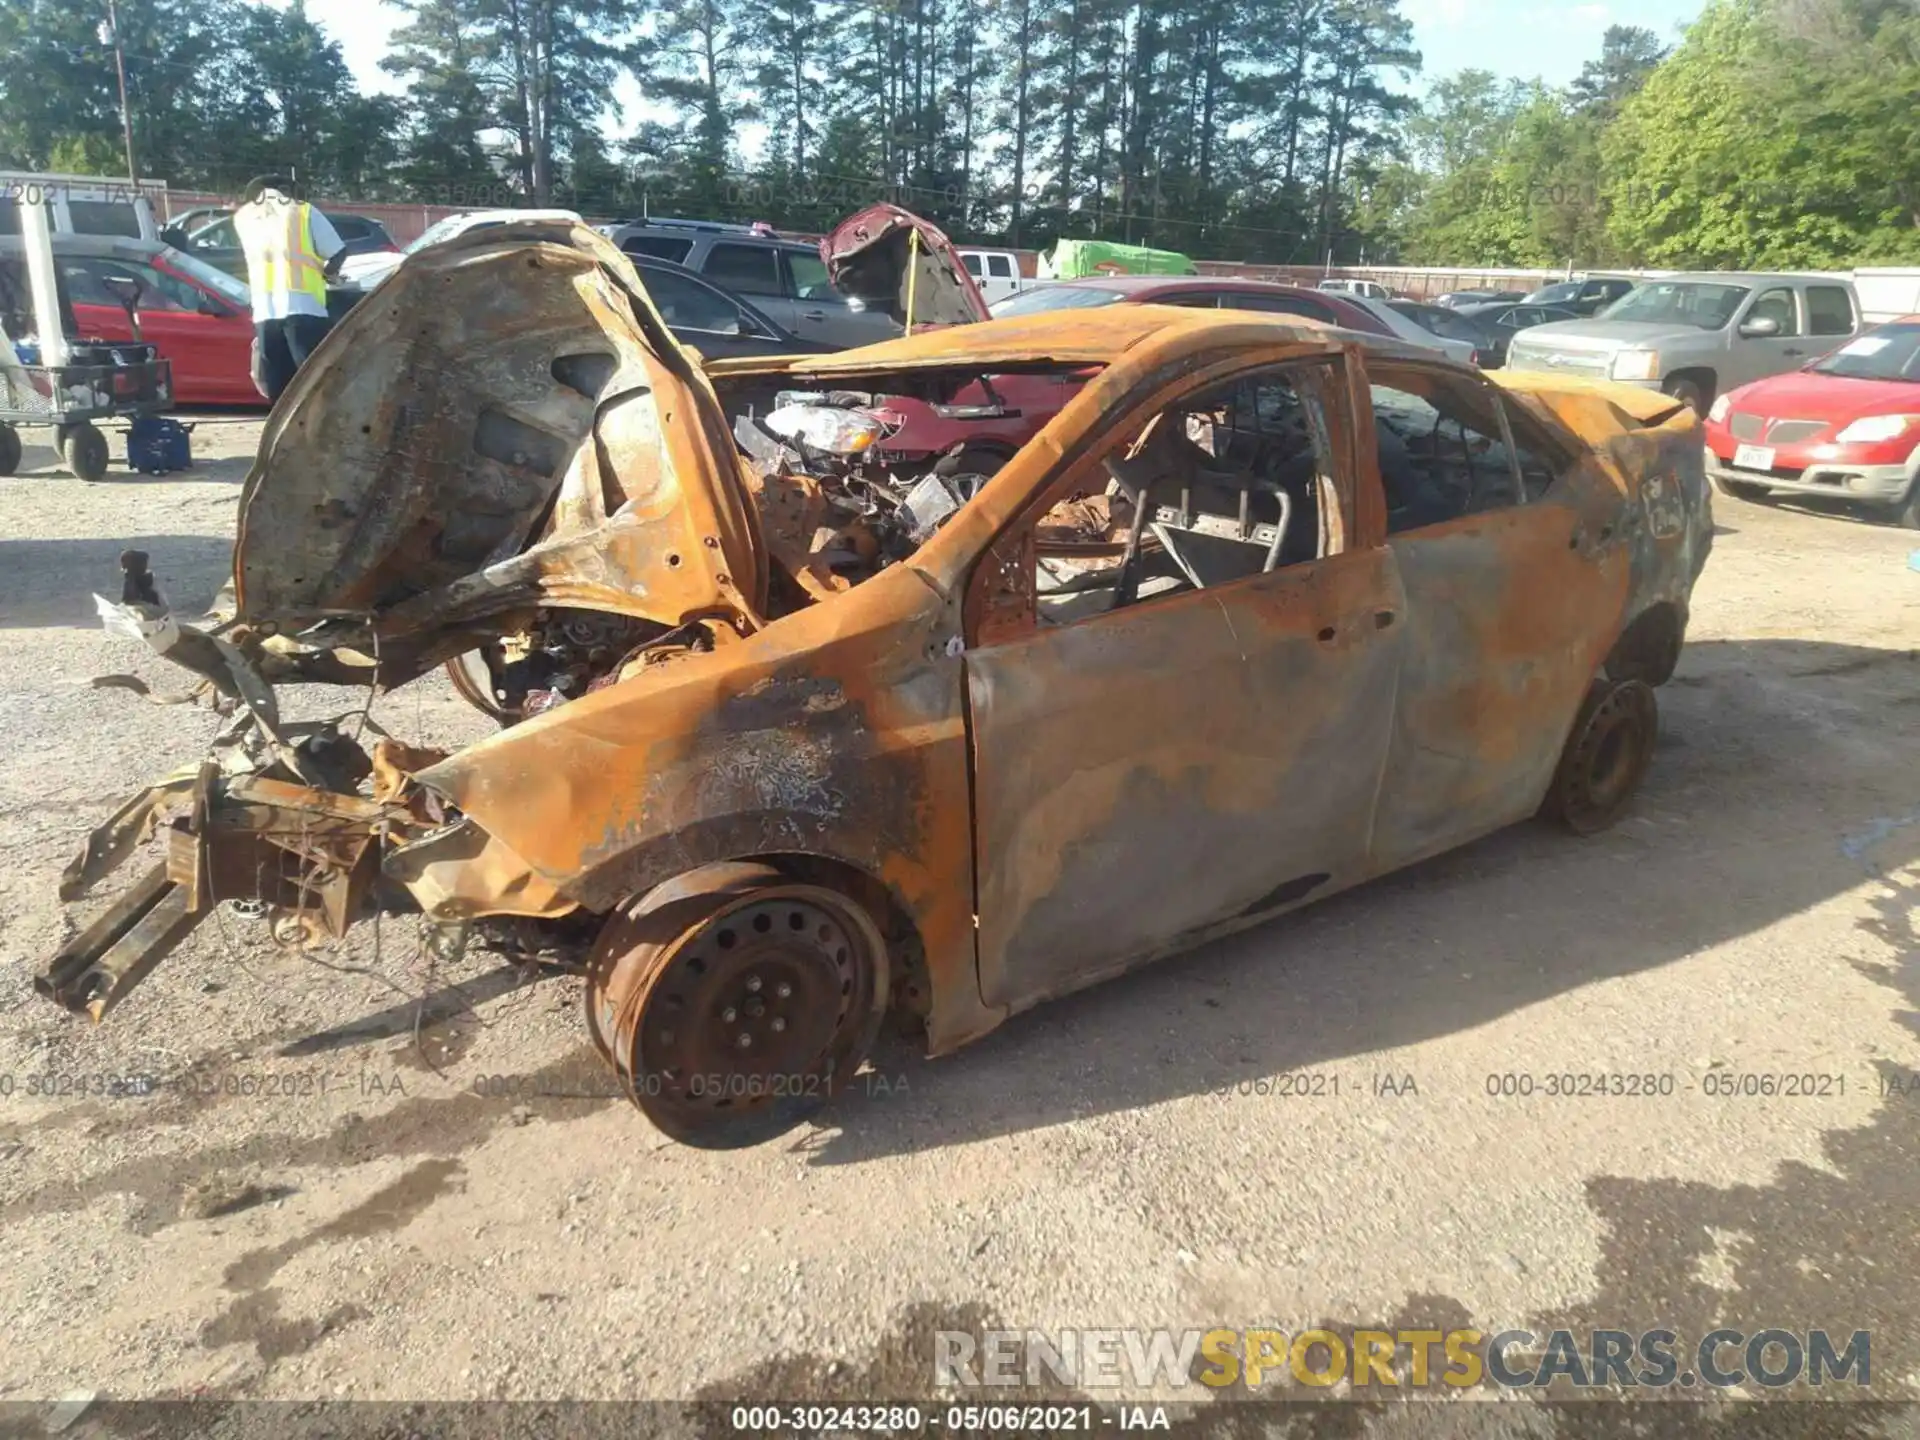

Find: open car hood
230;222;767;683
821;204;990;329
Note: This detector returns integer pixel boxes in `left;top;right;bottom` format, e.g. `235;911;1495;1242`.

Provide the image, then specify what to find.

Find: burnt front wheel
445;648;519;725
1542;679;1658;836
593;877;889;1149
1662;376;1708;417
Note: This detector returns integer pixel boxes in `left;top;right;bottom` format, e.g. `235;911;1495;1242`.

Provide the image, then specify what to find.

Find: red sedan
1703;316;1920;527
47;235;260;406
865;276;1399;471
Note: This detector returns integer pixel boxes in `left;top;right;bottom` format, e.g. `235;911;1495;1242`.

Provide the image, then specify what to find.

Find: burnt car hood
821;204;990;329
231;221;768;674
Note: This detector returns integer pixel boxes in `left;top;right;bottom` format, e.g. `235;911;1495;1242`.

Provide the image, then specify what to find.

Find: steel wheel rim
603;884;885;1145
1565;682;1655;828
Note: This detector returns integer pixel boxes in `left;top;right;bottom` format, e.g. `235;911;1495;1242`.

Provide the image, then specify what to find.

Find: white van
0;172;164;242
960;248;1025;305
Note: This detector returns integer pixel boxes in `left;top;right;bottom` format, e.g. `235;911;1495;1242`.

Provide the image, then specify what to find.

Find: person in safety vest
233;175;345;402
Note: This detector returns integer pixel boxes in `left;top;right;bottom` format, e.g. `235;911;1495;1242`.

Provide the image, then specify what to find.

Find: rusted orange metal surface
41;225;1712;1096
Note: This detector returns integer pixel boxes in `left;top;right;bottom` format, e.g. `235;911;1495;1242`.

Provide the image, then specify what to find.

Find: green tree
1765;0;1920;258
0;0;244;185
384;0;501;199
196;2;399;193
1568;23;1666;117
642;0;755;215
1602;0;1866;267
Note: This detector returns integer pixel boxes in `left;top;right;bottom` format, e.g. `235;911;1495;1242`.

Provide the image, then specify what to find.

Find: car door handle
802;310;826;321
1783;347;1804;356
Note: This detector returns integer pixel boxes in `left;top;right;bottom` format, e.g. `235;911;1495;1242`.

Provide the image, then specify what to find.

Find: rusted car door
1363;361;1629;867
963;359;1409;1013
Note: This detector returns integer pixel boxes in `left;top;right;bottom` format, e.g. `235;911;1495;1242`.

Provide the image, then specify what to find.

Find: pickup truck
960;248;1026;304
1503;272;1863;415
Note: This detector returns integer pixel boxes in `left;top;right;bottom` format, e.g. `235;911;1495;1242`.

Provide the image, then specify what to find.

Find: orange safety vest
236;196;327;305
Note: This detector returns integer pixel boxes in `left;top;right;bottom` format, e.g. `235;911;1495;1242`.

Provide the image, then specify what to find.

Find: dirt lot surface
2;417;1919;1422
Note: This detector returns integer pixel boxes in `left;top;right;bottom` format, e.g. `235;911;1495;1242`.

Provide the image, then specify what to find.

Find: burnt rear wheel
0;424;20;476
592;874;888;1148
1542;679;1658;835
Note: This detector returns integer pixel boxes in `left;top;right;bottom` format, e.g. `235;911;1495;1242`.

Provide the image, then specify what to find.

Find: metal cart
1;216;177;482
0;342;174;482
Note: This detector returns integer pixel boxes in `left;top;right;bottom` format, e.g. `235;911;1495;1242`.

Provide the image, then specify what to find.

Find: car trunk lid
821;204;991;329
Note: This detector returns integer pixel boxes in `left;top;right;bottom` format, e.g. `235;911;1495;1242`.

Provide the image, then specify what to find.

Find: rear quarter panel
1502;374;1714;638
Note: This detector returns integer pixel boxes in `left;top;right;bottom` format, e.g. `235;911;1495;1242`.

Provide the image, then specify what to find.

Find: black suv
599;219;900;350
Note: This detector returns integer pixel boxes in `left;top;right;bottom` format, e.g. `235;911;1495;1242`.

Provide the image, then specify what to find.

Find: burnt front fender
411;560;1000;1052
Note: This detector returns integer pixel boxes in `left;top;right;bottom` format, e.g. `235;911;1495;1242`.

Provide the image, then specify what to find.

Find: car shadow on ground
0;533;231;628
806;635;1920;1165
7;416;259;485
688;633;1920;1418
1731;490;1911;531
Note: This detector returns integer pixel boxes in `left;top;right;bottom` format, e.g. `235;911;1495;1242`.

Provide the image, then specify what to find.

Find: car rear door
783;247;898;348
1364;359;1627;866
1802;283;1860;357
697;241;797;331
181;215;248;280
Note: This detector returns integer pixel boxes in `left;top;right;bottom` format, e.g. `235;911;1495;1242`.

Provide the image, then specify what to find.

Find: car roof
1045;275;1336;298
613;220;799;245
705;301;1443;380
1621;272;1843;286
447;208;581;225
616;216;764;233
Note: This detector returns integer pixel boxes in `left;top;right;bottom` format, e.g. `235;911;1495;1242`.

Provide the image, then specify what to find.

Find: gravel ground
2;417;1919;1428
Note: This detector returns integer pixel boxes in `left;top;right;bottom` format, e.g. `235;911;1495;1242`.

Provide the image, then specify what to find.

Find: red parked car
1702;316;1920;527
0;235;264;406
864;275;1397;470
45;236;262;406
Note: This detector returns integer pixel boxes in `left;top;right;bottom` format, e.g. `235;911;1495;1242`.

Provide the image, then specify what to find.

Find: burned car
39;222;1712;1148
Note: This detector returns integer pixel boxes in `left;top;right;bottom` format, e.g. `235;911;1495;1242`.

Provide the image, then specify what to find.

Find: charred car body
40;221;1712;1148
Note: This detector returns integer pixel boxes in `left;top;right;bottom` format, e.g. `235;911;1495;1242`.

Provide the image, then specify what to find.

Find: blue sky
1404;0;1703;91
279;0;1707;118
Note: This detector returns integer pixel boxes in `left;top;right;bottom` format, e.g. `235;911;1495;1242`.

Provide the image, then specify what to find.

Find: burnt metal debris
38;220;1713;1147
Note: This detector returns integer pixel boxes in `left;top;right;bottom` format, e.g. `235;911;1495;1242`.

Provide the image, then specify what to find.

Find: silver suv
600;219;900;350
1504;273;1862;414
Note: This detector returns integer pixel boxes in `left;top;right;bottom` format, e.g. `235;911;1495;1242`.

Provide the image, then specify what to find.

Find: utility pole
100;0;138;183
